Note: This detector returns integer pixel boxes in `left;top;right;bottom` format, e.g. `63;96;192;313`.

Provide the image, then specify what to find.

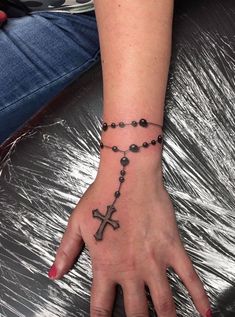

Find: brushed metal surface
0;0;234;316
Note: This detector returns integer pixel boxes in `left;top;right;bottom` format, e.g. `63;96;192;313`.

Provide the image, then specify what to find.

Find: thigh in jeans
0;11;100;144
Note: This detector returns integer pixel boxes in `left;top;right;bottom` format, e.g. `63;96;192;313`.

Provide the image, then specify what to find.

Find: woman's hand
48;147;211;317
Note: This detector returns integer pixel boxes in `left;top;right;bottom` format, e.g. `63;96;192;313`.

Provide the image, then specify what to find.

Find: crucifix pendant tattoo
92;205;120;241
92;118;163;242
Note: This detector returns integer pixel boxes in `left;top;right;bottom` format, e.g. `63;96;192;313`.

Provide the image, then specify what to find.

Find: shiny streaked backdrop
0;0;234;316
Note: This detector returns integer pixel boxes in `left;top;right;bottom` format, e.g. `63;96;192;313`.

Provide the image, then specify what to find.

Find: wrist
95;117;164;184
100;119;162;142
96;139;164;184
95;153;164;200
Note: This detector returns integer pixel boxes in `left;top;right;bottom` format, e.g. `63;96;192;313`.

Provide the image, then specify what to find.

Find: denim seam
0;48;100;114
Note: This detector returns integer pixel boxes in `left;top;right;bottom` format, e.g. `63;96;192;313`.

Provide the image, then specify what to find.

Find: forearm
94;0;174;119
94;0;174;178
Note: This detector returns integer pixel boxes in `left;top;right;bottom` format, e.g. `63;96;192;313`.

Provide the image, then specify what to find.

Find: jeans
0;10;100;145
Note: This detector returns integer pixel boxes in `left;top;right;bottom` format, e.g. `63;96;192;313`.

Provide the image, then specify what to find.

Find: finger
0;10;7;24
173;246;211;317
122;279;149;317
90;272;116;317
48;210;84;279
147;267;176;317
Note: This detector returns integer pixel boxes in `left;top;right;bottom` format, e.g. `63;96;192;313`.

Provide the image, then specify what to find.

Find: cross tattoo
92;205;120;241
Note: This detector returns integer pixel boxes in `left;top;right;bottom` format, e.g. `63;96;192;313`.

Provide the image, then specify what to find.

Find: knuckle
157;298;174;315
186;269;199;283
197;288;208;302
90;306;111;317
129;313;147;317
57;248;70;259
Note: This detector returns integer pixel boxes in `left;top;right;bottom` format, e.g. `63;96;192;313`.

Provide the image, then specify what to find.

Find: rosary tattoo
92;118;163;241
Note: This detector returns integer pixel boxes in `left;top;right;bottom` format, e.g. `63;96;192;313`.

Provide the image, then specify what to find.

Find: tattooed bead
151;139;156;145
120;157;129;166
142;142;149;148
119;122;125;128
131;120;138;127
112;146;119;152
119;176;125;183
139;118;148;127
158;135;163;143
114;191;121;198
120;170;126;176
102;122;108;131
111;123;116;128
129;144;139;152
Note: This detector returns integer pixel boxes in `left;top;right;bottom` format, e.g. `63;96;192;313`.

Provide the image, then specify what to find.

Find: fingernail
206;308;212;317
0;11;7;22
48;263;57;279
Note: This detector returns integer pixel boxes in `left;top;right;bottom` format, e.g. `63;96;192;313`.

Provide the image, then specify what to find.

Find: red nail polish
206;308;212;317
0;11;7;23
48;263;57;279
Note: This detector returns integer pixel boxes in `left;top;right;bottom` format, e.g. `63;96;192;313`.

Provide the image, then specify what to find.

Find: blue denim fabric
0;10;100;144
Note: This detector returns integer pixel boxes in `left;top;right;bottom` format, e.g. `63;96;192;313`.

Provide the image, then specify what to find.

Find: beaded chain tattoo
92;118;163;241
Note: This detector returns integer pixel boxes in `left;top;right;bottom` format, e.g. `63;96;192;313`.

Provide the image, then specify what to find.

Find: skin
48;1;211;316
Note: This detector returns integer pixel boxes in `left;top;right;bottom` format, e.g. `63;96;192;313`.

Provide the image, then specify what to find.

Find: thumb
48;211;84;279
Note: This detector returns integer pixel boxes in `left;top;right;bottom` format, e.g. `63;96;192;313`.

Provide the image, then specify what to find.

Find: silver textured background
0;0;234;316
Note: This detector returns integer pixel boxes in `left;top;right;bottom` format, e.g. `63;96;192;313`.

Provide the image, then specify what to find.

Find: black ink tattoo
92;205;120;241
92;118;163;241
